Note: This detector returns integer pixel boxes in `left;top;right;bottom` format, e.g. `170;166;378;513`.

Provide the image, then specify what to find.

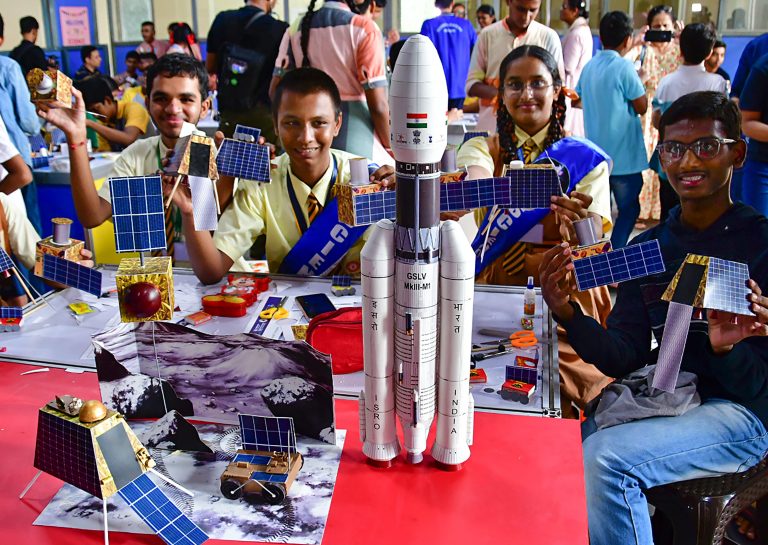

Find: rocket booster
359;35;475;468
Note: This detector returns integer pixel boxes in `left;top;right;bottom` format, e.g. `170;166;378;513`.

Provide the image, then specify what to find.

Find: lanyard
155;143;163;171
286;155;338;235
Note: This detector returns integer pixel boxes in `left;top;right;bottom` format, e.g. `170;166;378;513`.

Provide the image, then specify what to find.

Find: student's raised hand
539;242;575;322
35;87;87;143
441;211;469;222
551;190;592;242
370;164;396;189
709;279;768;354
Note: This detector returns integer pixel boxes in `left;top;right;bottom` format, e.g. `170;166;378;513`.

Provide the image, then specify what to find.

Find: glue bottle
522;276;535;330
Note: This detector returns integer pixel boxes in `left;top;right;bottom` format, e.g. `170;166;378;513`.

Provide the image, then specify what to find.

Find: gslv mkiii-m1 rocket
359;35;475;469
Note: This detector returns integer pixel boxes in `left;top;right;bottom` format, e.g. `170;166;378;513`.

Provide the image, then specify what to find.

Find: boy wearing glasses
575;11;648;248
538;91;768;545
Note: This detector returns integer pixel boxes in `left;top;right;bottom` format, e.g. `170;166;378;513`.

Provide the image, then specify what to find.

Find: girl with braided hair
456;45;614;417
270;0;393;166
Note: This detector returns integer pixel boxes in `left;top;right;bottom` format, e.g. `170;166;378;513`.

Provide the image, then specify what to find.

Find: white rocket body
359;35;475;468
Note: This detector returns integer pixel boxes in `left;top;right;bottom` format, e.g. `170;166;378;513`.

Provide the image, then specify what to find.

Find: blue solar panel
505;366;537;384
233;453;272;465
239;414;296;454
0;307;23;319
249;471;289;484
573;240;666;291
110;176;166;253
703;257;751;315
0;247;15;272
507;168;561;209
216;138;270;182
332;275;352;287
233;125;261;142
118;473;208;545
462;131;489;143
352;190;398;225
41;254;102;297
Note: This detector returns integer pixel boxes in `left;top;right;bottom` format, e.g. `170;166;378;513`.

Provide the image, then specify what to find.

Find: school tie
307;193;322;225
501;138;538;277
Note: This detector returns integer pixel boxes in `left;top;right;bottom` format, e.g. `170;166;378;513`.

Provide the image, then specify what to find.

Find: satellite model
165;128;220;231
26;68;72;108
219;414;303;504
654;254;752;392
109;175;175;322
34;217;102;297
570;217;666;291
22;396;209;545
357;36;562;470
0;245;48;329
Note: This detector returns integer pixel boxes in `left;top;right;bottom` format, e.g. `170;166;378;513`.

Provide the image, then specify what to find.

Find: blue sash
471;137;611;275
278;156;372;276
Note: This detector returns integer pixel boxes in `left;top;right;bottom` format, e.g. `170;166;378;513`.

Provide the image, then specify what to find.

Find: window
111;0;153;42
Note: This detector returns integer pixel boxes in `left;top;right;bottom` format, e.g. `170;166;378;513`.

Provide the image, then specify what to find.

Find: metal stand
18;470;42;499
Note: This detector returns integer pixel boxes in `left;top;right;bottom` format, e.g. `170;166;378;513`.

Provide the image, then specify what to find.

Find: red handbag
305;307;363;375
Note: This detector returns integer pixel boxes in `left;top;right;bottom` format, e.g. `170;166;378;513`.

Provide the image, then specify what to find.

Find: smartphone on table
295;293;336;321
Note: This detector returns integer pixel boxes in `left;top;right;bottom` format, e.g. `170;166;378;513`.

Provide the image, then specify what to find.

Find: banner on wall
59;6;91;47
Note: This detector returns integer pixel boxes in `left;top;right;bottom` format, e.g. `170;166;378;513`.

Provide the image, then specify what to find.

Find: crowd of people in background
1;2;768;542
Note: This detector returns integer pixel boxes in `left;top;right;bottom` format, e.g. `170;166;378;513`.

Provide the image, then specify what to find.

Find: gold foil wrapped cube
116;257;174;322
34;237;84;276
27;68;73;107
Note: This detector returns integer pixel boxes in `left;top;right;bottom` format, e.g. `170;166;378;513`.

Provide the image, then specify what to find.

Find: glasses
504;80;553;96
656;137;737;164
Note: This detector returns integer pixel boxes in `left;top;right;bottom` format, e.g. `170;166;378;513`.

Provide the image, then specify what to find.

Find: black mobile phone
645;30;673;43
295;294;336;320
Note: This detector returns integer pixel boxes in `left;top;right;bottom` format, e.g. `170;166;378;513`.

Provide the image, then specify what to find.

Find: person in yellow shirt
168;68;394;283
456;45;614;417
75;76;150;151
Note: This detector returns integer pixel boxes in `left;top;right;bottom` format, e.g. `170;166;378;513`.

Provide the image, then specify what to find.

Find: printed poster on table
60;7;91;47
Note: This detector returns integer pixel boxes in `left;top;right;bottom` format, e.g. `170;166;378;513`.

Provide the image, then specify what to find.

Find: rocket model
359;35;475;469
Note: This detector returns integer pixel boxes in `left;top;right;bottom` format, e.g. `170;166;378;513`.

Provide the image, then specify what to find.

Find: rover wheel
262;483;286;504
500;390;513;401
220;478;243;500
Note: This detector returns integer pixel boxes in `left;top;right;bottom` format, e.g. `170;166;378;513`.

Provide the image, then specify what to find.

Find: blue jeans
742;159;768;216
582;399;768;545
609;173;643;249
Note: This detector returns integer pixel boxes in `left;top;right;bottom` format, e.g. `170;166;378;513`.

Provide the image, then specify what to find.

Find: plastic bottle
522;276;535;330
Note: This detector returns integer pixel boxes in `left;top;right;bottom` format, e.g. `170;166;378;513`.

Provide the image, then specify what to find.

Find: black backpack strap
240;9;266;43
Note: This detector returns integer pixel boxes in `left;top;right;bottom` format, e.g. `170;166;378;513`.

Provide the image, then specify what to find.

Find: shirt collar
324;1;351;12
571;17;588;29
286;152;335;206
515;124;549;150
601;49;621;58
117;101;126;120
679;63;707;72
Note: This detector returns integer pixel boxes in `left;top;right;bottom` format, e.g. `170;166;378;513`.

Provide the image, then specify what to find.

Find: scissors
476;330;538;352
259;297;290;320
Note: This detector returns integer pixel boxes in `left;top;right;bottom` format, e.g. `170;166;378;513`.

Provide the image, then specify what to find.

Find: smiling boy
37;54;211;257
170;67;394;283
539;91;768;544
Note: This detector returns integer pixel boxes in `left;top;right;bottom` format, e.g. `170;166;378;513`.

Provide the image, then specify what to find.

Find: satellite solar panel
216;139;271;182
249;471;289;484
110;176;166;253
703;257;752;315
34;410;102;498
233;125;261;142
332;275;352;287
462;131;490;143
0;307;23;319
505;366;538;384
239;414;296;454
507;168;561;209
352;190;397;225
233;453;272;465
118;473;209;545
0;247;15;272
573;240;666;291
41;254;102;297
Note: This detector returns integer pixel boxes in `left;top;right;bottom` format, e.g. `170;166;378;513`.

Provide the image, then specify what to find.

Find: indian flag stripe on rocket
406;112;428;128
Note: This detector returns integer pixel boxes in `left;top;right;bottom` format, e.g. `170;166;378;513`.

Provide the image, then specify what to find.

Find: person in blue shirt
420;0;477;111
0;14;42;235
731;32;768;100
739;52;768;217
575;11;648;249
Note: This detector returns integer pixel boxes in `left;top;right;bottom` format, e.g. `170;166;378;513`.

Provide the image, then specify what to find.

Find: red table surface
0;361;588;545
